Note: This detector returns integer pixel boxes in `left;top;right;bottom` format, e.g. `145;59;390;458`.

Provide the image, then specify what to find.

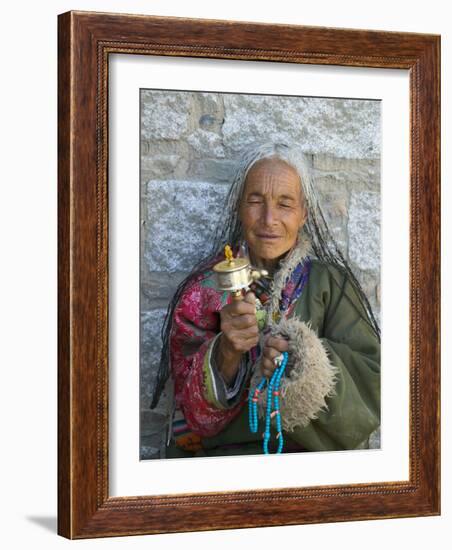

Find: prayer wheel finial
213;244;268;301
224;244;234;264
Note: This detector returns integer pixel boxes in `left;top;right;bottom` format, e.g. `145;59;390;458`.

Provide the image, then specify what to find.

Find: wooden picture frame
57;10;440;538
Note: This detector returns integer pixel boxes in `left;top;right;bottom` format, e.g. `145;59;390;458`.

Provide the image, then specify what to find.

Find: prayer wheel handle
231;270;268;301
231;289;244;301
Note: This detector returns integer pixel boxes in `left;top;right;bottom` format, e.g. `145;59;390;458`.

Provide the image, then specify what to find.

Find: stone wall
140;90;381;459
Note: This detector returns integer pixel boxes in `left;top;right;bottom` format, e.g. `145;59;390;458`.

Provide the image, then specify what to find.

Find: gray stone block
143;179;229;272
141;140;190;182
140;444;161;460
195;93;225;132
150;382;173;416
348;191;381;271
187;159;239;183
141;409;167;437
313;157;380;192
222;95;380;159
141;154;184;178
188;129;225;158
313;155;380;175
316;189;349;257
141;270;190;309
199;114;219;130
141;90;192;140
141;309;167;408
197;92;224;115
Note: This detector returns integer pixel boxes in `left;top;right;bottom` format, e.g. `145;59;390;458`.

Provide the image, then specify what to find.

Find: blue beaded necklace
248;351;289;454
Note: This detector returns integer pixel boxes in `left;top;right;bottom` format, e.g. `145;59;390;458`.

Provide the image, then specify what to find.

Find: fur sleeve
250;317;338;432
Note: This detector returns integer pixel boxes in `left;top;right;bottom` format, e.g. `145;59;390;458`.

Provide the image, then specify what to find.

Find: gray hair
211;142;331;260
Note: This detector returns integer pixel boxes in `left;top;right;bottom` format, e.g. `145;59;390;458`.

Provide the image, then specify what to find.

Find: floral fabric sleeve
170;276;248;438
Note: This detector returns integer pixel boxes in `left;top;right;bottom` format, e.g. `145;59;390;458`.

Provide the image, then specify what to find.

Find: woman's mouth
256;233;281;240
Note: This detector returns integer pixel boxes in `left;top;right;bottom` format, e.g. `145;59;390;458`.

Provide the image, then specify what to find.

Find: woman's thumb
244;291;256;309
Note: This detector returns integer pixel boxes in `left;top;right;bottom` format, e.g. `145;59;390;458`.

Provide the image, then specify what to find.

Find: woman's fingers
243;291;256;306
262;349;282;365
225;292;256;316
220;319;259;353
265;335;289;352
261;354;286;378
229;313;257;329
260;336;290;378
220;292;258;333
261;356;278;378
219;294;293;361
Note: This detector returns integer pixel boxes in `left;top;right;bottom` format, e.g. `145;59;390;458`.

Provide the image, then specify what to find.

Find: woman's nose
263;204;277;225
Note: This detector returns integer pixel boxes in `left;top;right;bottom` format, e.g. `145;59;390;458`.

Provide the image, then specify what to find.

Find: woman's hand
215;292;259;384
260;334;289;378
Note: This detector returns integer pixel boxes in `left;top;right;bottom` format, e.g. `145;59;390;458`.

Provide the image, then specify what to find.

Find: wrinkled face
239;158;306;266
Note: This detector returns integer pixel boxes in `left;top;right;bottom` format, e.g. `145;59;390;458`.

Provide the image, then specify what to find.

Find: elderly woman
151;143;380;458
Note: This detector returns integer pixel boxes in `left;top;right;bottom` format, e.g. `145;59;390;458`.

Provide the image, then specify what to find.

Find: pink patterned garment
170;270;248;438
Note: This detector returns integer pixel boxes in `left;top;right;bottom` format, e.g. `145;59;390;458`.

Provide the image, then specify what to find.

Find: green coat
166;260;380;458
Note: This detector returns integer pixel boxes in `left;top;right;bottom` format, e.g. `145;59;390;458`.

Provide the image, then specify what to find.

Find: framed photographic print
58;10;440;538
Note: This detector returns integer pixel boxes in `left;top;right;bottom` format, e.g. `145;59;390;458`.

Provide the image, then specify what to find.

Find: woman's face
239;158;306;267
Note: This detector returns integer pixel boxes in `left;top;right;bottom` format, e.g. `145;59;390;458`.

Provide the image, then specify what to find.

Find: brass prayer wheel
213;246;268;300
